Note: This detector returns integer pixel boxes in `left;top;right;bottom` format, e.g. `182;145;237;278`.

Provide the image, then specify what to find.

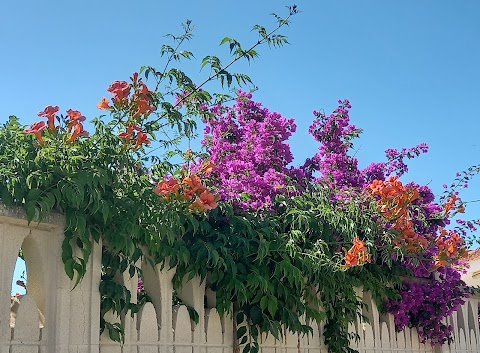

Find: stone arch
456;304;466;332
467;301;477;339
1;218;32;343
174;305;193;353
141;260;175;342
21;230;48;315
378;312;393;344
361;291;379;340
0;209;64;350
176;275;206;347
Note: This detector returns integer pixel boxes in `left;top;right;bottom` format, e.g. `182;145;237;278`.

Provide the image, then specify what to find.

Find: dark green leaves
259;295;278;317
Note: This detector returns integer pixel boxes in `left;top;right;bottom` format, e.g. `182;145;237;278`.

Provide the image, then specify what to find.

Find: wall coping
0;204;64;230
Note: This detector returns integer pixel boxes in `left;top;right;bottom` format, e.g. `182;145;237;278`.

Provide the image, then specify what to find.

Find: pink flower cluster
363;144;429;183
303;100;363;189
303;99;428;190
203;91;304;210
386;267;467;345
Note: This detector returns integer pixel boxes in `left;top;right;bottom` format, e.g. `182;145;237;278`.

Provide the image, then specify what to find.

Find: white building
462;249;480;287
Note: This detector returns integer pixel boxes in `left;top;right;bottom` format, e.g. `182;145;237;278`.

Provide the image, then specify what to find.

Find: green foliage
144;185;399;353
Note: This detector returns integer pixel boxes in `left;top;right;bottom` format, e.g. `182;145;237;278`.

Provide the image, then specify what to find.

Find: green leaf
101;200;110;224
250;306;262;325
76;214;86;237
129;265;136;278
236;325;247;339
267;296;278;317
187;306;200;324
219;37;231;45
26;188;41;202
25;203;37;223
0;188;13;206
236;311;245;323
62;236;73;261
64;258;75;280
260;296;268;311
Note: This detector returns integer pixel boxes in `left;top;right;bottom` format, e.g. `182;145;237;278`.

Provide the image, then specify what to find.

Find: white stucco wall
462;257;480;287
1;205;479;353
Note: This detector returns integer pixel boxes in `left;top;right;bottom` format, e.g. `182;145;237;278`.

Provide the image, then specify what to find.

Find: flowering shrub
202;90;303;210
1;6;478;353
385;267;468;345
303;99;363;189
200;93;473;346
300;101;469;345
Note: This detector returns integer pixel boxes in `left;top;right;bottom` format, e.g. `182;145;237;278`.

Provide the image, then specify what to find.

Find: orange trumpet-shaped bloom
136;82;151;96
37;105;59;131
189;190;218;212
67;122;89;143
351;237;366;252
367;177;429;255
133;97;155;119
65;109;88;143
344;252;359;268
342;237;371;270
118;126;149;149
97;97;110;110
133;132;150;149
118;125;139;141
118;131;132;141
200;191;218;209
107;80;131;102
434;228;466;267
24;121;47;146
200;160;214;174
183;174;207;194
131;72;139;84
443;193;464;217
153;174;219;213
66;109;86;127
154;177;180;198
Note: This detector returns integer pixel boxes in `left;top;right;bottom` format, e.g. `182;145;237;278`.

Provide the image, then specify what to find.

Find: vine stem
463;199;480;204
142;91;250;159
233;310;240;353
154;22;193;92
148;9;296;127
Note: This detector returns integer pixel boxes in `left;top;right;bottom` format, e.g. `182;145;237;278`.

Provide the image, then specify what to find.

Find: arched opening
9;237;46;337
11;253;27;297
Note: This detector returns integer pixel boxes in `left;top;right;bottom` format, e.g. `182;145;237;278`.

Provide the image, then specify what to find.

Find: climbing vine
1;5;477;353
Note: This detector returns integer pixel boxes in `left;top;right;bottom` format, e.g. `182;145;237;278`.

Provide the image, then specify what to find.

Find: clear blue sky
2;1;480;293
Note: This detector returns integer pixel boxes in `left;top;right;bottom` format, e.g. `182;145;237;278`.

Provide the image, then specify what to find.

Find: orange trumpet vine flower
24;121;47;146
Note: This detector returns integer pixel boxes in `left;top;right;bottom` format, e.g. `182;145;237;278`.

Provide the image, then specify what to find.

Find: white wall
462;257;480;287
0;205;478;353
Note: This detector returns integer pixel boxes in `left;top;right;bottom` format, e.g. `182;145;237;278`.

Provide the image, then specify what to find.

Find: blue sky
2;1;480;293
